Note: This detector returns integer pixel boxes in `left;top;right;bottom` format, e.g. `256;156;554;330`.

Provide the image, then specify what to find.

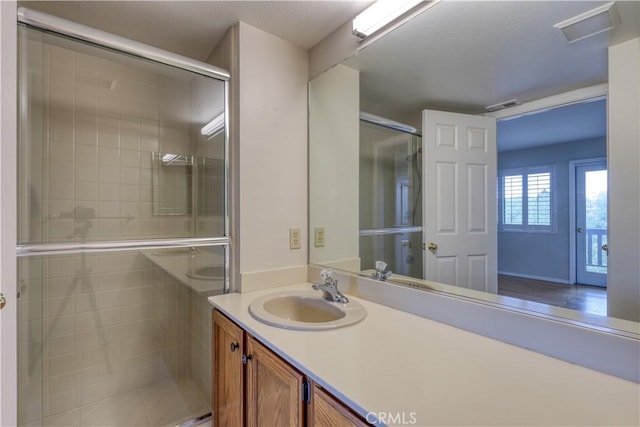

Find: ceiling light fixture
554;2;620;43
200;112;225;138
353;0;432;39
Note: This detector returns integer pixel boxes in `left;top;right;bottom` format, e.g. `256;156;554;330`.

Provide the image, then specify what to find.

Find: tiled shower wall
18;38;214;425
21;42;195;245
19;253;211;424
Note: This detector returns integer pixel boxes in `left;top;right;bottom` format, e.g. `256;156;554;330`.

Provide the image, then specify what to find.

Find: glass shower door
359;121;423;279
17;21;228;427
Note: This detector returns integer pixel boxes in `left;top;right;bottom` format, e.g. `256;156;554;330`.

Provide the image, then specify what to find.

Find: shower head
406;147;423;161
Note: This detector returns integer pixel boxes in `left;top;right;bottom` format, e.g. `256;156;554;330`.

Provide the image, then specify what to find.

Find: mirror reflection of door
422;110;497;292
576;161;608;287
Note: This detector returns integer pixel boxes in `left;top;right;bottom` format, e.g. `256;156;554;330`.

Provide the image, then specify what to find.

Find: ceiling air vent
554;2;620;43
485;99;520;112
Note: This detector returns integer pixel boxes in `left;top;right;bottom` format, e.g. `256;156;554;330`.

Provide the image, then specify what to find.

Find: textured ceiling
18;0;373;60
345;0;639;137
17;0;638;151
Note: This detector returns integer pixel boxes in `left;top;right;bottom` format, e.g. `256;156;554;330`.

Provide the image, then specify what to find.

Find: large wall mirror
309;1;640;332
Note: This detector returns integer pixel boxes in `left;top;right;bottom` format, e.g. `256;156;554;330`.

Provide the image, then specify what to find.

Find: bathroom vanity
212;309;367;426
209;283;639;426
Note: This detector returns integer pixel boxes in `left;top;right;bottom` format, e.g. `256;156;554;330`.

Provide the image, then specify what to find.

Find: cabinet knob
230;342;239;352
242;354;252;364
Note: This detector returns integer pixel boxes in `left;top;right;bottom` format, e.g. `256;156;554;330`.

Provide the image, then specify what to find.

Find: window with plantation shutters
499;166;554;232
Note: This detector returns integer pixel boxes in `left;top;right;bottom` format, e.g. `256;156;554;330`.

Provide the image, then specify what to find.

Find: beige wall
236;22;309;290
608;37;640;322
208;22;309;292
309;21;359;80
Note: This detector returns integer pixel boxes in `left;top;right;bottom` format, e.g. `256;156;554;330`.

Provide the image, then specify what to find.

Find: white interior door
422;110;497;292
576;161;608;287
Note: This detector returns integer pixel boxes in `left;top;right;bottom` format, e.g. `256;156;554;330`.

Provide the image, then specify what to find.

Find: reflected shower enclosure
359;118;423;279
17;16;228;427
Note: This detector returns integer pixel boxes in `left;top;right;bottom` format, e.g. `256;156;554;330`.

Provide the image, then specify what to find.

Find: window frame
498;165;555;233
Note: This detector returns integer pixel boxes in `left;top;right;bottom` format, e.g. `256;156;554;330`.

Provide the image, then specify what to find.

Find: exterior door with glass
576;161;608;287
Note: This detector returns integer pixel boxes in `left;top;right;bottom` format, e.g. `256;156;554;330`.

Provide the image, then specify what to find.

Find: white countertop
209;283;640;426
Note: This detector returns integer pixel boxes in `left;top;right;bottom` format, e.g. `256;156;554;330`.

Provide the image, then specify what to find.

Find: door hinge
302;378;311;404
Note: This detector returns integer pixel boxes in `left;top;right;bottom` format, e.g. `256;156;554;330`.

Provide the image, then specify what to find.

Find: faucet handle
320;269;333;282
375;260;388;272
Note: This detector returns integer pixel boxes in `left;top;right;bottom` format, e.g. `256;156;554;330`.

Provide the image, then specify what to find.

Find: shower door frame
0;2;18;426
2;7;232;426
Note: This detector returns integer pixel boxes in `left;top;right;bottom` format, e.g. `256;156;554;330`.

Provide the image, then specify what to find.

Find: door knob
576;227;583;233
427;242;438;252
0;293;6;310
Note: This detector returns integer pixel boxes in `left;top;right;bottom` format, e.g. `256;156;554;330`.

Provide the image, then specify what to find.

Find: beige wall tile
49;160;74;182
49;181;74;201
75;144;98;164
75;161;99;182
98;183;119;200
48;354;75;380
48;335;76;358
75;182;98;201
98;147;119;166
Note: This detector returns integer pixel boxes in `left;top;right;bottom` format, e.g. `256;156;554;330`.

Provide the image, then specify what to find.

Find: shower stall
359;113;423;279
16;9;229;427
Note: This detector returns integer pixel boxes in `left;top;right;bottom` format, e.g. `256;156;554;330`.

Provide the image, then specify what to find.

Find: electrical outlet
314;227;325;247
289;227;301;249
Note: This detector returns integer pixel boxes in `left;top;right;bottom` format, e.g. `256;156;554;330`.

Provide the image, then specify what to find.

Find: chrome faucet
312;269;349;303
371;260;392;281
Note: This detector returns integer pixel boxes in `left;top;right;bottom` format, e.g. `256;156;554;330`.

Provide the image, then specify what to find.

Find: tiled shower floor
36;379;209;427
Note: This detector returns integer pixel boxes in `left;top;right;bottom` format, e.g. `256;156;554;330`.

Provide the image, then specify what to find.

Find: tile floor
36;379;209;427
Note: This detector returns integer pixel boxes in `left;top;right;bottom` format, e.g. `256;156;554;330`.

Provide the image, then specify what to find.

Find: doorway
573;159;608;287
495;96;607;314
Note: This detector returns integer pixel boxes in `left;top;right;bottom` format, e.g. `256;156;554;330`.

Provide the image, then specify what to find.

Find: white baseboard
498;271;571;285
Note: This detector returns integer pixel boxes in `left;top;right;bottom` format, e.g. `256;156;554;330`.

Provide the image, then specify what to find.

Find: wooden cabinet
308;382;369;427
212;309;244;426
213;309;368;426
246;335;305;427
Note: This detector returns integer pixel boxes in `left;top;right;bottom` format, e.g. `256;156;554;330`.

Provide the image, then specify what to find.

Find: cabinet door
309;382;369;427
213;310;244;427
246;335;305;427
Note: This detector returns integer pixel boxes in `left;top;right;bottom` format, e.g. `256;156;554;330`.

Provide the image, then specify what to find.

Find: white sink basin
248;290;366;331
187;266;224;280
